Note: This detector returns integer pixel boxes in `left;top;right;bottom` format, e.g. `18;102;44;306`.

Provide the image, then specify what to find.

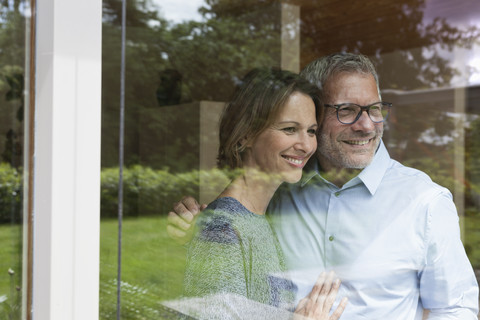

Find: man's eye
369;105;382;115
338;106;357;114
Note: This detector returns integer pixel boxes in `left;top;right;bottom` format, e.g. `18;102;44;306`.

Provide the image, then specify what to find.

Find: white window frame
31;0;102;319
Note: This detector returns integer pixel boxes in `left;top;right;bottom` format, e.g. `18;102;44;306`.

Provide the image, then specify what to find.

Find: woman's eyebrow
276;121;318;126
276;120;299;124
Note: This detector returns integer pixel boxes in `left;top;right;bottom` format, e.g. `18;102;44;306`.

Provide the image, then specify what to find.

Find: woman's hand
294;271;348;320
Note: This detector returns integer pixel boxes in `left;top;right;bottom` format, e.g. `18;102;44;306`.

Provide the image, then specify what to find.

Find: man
168;53;479;319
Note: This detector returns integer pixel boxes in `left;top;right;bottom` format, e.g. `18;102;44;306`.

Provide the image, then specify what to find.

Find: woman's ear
239;136;250;148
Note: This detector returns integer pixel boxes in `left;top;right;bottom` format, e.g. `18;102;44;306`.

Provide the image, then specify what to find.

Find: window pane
0;1;30;318
100;0;480;318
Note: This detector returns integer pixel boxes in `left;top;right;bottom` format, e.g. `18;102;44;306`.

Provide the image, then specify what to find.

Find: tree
0;1;26;169
99;0;480;210
101;0;284;170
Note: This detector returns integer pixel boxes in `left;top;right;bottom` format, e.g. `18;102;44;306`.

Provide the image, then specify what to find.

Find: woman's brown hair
217;67;322;169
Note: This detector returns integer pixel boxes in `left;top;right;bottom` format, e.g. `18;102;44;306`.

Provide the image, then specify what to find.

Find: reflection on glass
180;68;321;318
0;0;28;318
100;0;480;318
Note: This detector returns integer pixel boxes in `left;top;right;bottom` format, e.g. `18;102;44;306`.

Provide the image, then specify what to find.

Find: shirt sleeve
183;213;248;299
419;191;479;319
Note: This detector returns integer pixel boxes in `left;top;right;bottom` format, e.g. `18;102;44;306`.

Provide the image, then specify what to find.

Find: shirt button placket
325;190;340;268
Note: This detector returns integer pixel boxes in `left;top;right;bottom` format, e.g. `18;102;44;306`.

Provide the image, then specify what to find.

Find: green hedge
0;163;22;224
0;162;477;221
100;165;231;218
0;163;232;221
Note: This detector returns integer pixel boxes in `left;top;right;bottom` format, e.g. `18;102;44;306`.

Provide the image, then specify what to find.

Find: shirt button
329;235;334;241
334;192;341;197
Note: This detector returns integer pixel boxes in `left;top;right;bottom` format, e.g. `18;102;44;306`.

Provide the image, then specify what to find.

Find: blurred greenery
101;165;231;218
1;0;480;318
1;163;479;319
0;216;188;320
99;216;188;319
0;161;478;222
0;1;25;170
0;223;22;320
101;0;281;169
0;163;22;224
0;2;26;319
96;214;478;320
2;214;479;319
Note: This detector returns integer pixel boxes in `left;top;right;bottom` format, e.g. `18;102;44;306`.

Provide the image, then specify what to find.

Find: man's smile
343;139;373;146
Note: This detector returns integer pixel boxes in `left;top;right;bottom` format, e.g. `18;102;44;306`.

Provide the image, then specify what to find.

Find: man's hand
167;196;206;245
294;271;348;320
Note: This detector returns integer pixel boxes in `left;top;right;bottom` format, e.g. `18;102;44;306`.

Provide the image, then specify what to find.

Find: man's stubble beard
316;131;383;170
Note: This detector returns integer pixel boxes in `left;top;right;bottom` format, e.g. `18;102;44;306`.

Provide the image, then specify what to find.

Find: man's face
317;72;383;171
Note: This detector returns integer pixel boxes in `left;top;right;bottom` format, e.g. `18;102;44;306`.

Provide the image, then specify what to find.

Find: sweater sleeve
183;212;248;299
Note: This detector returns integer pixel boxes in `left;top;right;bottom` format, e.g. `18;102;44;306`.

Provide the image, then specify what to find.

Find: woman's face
244;91;318;184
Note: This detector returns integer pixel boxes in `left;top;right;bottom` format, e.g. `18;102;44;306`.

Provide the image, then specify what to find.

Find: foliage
100;0;480;175
465;116;480;210
101;0;171;168
0;163;22;224
100;165;231;218
0;2;25;169
0;1;479;317
299;0;480;90
0;159;476;222
100;0;280;169
463;215;480;269
0;162;232;222
403;155;458;193
165;4;281;102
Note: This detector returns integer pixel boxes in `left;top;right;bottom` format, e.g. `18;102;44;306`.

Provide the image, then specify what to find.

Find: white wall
33;0;102;319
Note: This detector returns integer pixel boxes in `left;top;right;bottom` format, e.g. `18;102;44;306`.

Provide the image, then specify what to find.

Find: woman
183;68;347;319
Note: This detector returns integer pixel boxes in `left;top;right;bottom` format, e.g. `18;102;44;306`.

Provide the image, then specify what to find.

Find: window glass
0;0;29;318
100;0;480;318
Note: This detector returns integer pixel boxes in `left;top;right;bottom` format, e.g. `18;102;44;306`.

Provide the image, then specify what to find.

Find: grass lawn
0;223;22;319
99;216;188;319
1;214;480;319
98;214;480;319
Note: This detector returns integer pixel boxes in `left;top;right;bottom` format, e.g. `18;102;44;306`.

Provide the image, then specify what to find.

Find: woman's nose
294;132;316;153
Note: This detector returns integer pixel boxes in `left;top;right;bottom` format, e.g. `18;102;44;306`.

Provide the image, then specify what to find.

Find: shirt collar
300;157;321;186
357;140;390;195
300;140;391;195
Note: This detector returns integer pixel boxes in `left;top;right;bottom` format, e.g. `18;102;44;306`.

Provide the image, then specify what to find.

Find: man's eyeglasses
324;102;392;125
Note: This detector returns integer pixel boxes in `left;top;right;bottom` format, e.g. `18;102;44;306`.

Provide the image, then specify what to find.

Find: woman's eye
282;127;296;133
307;128;317;135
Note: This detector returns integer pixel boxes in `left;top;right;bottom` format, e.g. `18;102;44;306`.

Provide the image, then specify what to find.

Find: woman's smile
244;91;318;184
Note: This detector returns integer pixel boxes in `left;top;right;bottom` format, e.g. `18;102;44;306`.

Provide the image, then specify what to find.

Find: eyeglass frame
324;101;393;125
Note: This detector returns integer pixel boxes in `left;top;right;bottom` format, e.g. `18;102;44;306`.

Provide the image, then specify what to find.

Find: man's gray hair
300;52;381;102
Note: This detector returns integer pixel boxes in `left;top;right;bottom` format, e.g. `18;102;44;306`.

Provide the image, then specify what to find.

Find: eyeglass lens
337;103;389;124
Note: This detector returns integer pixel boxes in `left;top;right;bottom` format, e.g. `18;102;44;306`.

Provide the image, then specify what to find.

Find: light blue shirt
268;141;479;319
